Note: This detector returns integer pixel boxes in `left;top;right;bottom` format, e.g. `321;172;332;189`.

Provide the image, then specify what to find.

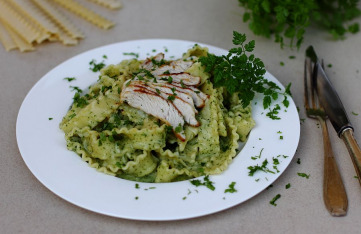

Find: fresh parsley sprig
239;0;361;49
199;31;290;115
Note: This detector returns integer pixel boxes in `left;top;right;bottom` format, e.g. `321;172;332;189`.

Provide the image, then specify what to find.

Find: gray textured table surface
2;0;361;233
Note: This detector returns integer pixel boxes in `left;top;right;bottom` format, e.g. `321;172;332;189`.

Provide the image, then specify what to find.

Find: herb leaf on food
199;32;290;119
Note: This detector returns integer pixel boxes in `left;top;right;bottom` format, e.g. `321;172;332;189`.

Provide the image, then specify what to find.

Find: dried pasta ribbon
56;27;79;45
87;0;122;10
32;0;84;39
7;0;50;43
52;0;115;29
3;22;35;52
0;20;17;51
9;0;59;35
0;0;39;44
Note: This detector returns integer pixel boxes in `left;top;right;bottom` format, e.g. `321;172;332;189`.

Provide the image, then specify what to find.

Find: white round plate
16;39;300;221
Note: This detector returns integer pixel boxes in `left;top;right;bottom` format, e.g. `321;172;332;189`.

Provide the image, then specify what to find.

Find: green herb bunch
199;31;291;114
239;0;361;49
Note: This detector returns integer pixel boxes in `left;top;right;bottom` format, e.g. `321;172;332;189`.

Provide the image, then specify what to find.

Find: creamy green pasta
60;45;255;183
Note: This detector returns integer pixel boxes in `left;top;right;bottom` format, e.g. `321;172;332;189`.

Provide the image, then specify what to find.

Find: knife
307;46;361;185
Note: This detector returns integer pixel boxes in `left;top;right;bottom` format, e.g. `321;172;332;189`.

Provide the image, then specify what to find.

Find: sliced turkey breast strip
169;60;194;71
146;83;196;111
155;72;201;86
130;81;200;127
188;85;209;101
141;53;165;70
121;84;186;141
151;60;194;76
154;81;208;108
172;97;200;127
130;80;195;109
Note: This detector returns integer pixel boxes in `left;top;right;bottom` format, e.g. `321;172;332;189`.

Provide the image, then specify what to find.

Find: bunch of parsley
199;31;290;114
239;0;361;49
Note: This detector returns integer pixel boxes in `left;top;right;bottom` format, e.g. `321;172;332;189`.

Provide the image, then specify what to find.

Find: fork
304;58;348;216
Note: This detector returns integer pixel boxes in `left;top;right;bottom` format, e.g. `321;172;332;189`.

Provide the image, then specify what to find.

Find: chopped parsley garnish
190;175;215;191
180;79;186;88
165;125;173;133
167;76;173;83
199;32;291;115
123;52;139;58
272;157;280;165
48;117;53;120
327;64;333;68
98;132;106;146
251;148;264;160
280;61;285;66
270;194;281;206
103;55;108;59
297;172;310;179
285;183;291;189
152;49;156;52
155;88;161;95
266;104;281;120
151;58;166;66
70;86;82;93
167;94;176;102
296;158;301;164
289;56;296;59
354;176;359;179
135;196;139;200
225;182;237;193
352;111;359;116
248;159;275;176
175;124;182;133
89;59;106;72
72;92;88;108
64;77;76;82
136;69;155;79
135;183;140;189
69;113;76;119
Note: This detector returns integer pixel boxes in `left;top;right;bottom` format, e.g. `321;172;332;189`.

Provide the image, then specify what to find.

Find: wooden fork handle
341;129;361;187
319;118;348;216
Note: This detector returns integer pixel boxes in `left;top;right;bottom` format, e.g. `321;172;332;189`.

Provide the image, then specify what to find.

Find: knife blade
306;46;361;185
312;61;352;135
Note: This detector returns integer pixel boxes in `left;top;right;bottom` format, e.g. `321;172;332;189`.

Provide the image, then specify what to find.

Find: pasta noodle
60;46;255;183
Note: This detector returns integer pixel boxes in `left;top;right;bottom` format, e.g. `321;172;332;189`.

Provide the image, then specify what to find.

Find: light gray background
2;0;361;233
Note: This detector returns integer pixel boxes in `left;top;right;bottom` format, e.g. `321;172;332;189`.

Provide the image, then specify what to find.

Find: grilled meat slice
130;81;200;127
141;53;165;70
155;72;201;87
151;60;194;76
121;82;186;141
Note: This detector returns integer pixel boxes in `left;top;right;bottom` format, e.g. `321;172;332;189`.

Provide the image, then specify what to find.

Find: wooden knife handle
319;118;348;216
341;128;361;186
